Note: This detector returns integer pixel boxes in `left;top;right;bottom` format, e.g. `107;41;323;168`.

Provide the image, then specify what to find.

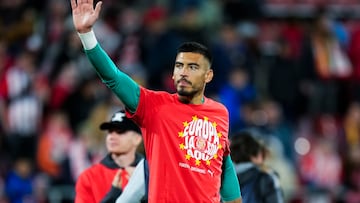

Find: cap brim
100;122;125;131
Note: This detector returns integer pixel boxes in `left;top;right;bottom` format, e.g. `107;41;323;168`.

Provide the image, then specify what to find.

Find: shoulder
205;97;229;114
139;87;174;100
256;169;281;193
78;163;103;179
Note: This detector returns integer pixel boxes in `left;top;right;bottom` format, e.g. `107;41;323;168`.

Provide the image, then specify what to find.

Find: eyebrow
188;63;199;67
175;62;200;67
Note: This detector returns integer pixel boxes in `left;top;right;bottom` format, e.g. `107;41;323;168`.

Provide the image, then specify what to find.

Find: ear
133;135;142;146
205;69;213;83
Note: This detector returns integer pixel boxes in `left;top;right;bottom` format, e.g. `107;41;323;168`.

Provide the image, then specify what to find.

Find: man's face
106;129;140;155
172;52;213;97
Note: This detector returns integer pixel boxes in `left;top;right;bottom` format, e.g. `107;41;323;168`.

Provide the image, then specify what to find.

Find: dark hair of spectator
230;131;266;163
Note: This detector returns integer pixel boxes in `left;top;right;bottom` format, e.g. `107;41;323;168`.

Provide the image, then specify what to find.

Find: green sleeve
220;155;242;201
84;44;139;113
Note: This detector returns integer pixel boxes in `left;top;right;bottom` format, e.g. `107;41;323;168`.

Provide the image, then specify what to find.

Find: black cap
100;110;141;135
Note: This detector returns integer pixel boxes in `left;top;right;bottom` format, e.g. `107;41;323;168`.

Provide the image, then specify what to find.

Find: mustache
177;78;192;85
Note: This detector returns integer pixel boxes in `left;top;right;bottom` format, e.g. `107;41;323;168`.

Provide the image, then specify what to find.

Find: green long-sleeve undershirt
85;44;241;201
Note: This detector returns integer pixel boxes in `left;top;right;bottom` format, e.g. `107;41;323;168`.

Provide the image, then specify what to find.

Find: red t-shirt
127;87;230;203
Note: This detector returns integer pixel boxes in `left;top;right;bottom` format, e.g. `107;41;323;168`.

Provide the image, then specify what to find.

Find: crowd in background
1;0;360;202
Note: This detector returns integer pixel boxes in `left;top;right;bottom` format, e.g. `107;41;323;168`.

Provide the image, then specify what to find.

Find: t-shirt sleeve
223;107;231;157
220;155;241;201
125;87;158;127
84;44;140;113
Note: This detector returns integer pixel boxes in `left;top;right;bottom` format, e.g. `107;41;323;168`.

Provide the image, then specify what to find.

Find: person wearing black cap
75;110;144;203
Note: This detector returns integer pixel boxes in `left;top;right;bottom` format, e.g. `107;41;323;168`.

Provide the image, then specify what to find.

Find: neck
178;92;205;105
111;151;136;168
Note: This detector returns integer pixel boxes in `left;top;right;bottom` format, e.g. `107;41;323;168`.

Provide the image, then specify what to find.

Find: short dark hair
230;131;265;163
177;42;212;65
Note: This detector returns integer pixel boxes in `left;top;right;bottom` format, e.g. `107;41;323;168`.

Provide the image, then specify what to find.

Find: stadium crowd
1;0;360;202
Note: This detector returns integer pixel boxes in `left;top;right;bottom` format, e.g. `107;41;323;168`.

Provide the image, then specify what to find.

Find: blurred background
1;0;360;202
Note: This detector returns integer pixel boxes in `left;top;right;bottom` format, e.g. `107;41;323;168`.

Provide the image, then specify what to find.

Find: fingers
112;169;122;187
94;1;103;18
70;0;77;10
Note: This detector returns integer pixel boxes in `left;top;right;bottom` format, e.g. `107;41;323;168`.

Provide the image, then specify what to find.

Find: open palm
70;0;102;33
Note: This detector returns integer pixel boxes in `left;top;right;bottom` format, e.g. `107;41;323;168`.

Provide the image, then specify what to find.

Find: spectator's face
173;52;213;97
106;130;141;155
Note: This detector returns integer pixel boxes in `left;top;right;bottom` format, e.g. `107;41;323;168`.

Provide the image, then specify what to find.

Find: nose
180;66;190;76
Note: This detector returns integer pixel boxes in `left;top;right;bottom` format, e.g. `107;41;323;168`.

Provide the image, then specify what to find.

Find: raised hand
70;0;102;33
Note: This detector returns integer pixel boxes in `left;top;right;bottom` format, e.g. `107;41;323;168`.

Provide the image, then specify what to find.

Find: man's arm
221;155;242;203
70;0;139;112
83;42;139;112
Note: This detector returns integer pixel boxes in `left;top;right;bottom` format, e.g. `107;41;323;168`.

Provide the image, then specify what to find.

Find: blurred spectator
249;100;296;164
36;111;73;182
230;131;284;203
3;49;43;161
263;135;298;202
298;7;352;116
5;158;35;203
298;136;342;201
340;101;360;152
236;21;261;88
348;25;360;101
340;153;360;203
208;22;247;94
48;62;79;110
280;17;304;60
61;77;102;131
267;38;302;120
40;0;70;46
219;68;256;134
0;0;36;55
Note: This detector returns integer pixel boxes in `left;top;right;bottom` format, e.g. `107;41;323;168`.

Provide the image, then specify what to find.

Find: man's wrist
78;29;98;50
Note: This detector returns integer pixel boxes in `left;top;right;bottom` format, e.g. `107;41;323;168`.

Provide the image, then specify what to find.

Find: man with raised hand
70;0;242;202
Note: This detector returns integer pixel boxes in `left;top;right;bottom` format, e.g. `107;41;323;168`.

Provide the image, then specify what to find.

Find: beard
177;87;197;97
175;78;197;97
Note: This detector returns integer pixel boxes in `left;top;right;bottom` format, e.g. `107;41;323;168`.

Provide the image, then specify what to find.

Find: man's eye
190;66;198;70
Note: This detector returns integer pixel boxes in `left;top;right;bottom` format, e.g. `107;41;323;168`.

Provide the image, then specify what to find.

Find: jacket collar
100;153;144;169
